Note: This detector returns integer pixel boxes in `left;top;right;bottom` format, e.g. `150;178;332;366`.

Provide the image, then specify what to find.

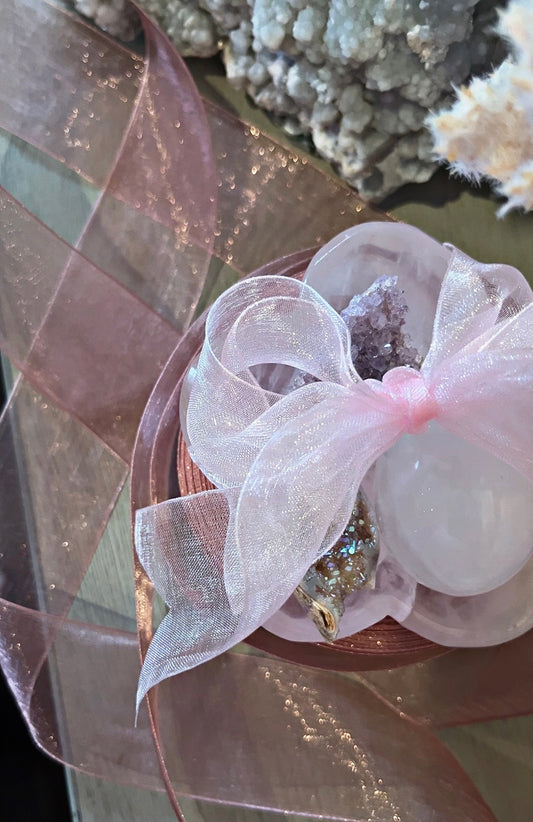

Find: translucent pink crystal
375;421;533;596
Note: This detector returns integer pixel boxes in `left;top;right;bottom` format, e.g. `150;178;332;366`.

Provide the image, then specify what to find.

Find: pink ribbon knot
377;368;439;435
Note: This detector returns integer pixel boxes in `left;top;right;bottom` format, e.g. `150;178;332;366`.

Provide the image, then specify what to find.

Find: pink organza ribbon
135;241;533;705
0;3;532;820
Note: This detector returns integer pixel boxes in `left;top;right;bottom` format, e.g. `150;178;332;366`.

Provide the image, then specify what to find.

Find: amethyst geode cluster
341;275;422;381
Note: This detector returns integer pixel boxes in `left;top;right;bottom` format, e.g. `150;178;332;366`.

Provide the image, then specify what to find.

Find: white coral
428;0;533;215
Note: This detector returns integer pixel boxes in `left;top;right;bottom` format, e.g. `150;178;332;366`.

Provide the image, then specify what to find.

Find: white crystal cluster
72;0;505;199
73;0;141;41
428;0;533;216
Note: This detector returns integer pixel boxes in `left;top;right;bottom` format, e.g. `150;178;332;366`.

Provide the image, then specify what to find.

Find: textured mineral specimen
340;275;422;379
74;0;141;40
295;491;379;641
288;273;421;392
428;0;533;215
72;0;507;199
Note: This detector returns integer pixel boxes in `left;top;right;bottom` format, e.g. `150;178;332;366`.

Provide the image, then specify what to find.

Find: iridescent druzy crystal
295;493;379;642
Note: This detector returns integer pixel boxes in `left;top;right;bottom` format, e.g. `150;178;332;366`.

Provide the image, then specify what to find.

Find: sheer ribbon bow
136;245;533;706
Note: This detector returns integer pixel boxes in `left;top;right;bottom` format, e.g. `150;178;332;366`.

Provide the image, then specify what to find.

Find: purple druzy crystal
340;275;422;380
287;275;422;396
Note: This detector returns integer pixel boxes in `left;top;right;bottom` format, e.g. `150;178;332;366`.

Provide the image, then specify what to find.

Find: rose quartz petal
401;551;533;647
375;422;533;597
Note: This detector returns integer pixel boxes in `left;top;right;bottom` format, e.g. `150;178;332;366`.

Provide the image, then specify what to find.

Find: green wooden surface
1;43;532;822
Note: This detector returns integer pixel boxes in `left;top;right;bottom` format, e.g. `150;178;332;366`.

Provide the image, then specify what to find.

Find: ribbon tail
361;628;533;727
135;489;237;710
135;383;403;706
423;248;532;373
434;302;533;482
